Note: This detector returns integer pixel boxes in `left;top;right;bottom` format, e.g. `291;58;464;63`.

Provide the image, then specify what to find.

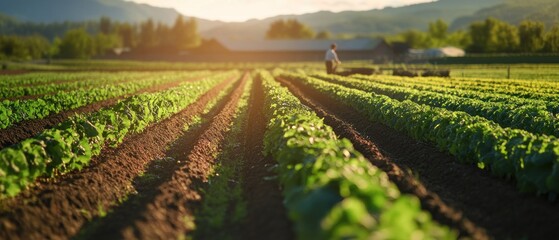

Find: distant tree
286;19;314;39
94;33;121;55
139;19;156;49
495;22;520;52
428;19;448;40
446;30;471;48
266;19;314;39
315;30;332;39
544;24;559;52
116;23;136;48
155;22;172;49
468;18;519;53
57;28;95;59
0;35;50;60
185;18;201;48
99;16;112;35
467;21;488;52
172;16;200;50
171;16;186;50
266;20;288;39
49;37;61;58
0;36;28;60
518;20;546;52
401;29;432;48
25;35;51;59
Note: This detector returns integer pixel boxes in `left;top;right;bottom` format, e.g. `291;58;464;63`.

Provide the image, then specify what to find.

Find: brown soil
77;75;244;240
117;74;248;240
0;76;235;240
0;70;29;75
240;77;294;240
0;75;202;149
277;77;559;240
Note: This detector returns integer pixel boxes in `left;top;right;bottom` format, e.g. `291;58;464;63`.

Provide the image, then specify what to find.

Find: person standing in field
325;43;341;74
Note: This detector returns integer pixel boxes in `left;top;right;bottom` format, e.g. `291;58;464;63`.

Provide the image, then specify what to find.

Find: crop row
352;74;559;109
0;71;209;129
0;72;96;87
194;74;252;238
393;71;559;96
313;72;559;138
281;72;559;196
260;71;455;239
0;71;237;198
0;72;161;99
414;75;559;96
349;73;559;114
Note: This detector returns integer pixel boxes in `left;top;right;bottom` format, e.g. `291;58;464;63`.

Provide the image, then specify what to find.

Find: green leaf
79;119;100;137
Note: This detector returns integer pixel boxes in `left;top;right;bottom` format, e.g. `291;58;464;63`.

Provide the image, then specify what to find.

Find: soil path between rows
0;75;235;240
119;73;249;239
240;77;294;240
79;74;244;240
277;76;559;240
0;75;206;149
0;70;29;75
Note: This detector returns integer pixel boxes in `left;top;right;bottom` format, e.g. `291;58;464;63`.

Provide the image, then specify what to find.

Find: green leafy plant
0;71;237;198
260;71;455;239
0;71;210;129
282;71;559;196
312;72;559;137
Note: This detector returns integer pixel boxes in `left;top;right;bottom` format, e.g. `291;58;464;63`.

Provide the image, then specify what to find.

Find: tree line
3;15;559;60
266;17;559;54
392;18;559;54
266;19;332;40
0;16;200;61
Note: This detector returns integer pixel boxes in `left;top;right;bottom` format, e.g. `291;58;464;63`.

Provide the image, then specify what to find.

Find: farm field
0;63;558;240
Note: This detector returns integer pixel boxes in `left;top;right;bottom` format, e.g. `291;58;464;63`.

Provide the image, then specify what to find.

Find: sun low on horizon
127;0;434;22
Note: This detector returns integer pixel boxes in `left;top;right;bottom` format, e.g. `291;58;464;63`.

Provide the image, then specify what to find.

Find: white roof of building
409;47;465;58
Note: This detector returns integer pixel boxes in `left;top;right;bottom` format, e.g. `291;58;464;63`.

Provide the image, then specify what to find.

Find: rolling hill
201;0;504;40
3;0;558;40
451;0;559;30
0;0;222;31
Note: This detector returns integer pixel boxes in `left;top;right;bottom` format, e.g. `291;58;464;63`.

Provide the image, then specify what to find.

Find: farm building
106;38;396;62
190;38;395;62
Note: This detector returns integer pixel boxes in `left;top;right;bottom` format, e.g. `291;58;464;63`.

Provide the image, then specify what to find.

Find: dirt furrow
0;75;203;149
240;77;294;240
77;76;242;240
0;70;29;75
118;74;249;240
0;76;235;240
277;77;486;238
277;77;559;240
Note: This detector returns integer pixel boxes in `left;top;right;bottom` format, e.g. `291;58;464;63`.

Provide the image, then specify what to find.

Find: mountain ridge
4;0;558;41
0;0;223;31
200;0;503;40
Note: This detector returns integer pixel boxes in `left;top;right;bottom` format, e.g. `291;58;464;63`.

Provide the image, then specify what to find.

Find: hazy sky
127;0;434;22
